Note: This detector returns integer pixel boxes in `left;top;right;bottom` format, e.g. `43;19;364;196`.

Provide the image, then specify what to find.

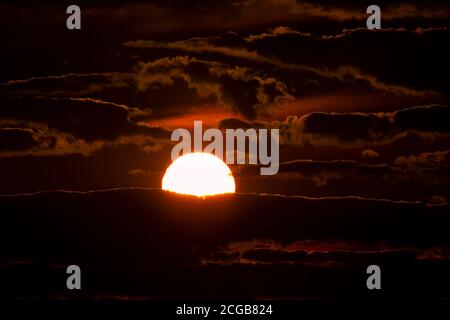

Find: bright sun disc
162;152;236;197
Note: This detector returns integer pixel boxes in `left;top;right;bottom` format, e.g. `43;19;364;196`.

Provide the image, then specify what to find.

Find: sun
162;152;236;197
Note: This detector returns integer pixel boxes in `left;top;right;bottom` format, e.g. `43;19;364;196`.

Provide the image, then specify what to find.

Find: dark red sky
1;0;450;302
1;1;449;203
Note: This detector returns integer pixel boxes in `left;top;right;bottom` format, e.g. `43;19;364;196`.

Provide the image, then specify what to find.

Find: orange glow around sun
162;153;236;197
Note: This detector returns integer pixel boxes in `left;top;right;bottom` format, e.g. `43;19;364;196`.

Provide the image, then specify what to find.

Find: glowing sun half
162;152;236;197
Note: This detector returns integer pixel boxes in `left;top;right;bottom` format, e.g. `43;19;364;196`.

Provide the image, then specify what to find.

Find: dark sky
1;1;450;201
1;0;450;301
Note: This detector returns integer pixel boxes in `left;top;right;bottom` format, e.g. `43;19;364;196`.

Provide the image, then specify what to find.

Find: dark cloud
218;105;450;148
0;96;169;158
0;96;158;140
0;128;37;152
124;26;450;100
1;72;200;116
235;148;450;202
2;72;134;97
3;24;448;125
3;56;294;119
0;122;165;159
219;118;266;130
2;188;450;263
203;239;450;265
362;149;379;159
125;38;436;101
2;189;450;299
394;104;450;133
78;0;450;37
135;56;294;119
394;150;450;169
277;105;450;146
248;26;450;95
